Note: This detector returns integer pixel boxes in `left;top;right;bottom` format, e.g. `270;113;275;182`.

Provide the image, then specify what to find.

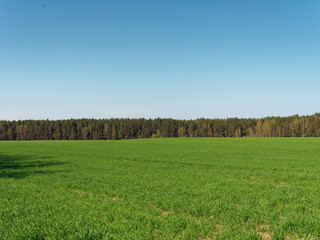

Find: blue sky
1;0;319;120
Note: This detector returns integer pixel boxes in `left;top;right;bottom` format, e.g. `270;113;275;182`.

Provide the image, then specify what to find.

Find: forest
1;114;320;140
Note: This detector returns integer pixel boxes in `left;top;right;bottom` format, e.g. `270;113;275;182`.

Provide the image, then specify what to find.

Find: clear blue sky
1;0;319;120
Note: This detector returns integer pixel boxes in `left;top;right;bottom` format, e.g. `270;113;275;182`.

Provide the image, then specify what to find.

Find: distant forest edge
1;114;320;140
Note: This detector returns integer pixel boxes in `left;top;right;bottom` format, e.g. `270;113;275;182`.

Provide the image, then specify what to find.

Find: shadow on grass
0;154;68;179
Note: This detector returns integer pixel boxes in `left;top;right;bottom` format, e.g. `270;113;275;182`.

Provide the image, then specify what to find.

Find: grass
0;138;320;239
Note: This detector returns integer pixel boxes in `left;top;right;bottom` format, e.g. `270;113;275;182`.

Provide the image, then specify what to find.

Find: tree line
1;114;320;140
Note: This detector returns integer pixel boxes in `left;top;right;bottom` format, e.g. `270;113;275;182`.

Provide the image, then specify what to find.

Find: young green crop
0;138;320;239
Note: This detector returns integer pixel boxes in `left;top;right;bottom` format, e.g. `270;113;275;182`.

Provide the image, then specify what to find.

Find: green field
1;138;320;239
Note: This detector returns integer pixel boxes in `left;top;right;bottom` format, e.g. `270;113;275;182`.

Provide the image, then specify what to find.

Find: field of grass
0;138;320;239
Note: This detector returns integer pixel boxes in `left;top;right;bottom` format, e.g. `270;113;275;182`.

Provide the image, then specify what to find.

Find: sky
1;0;320;120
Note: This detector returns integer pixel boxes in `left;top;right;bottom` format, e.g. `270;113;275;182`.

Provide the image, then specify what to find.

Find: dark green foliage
1;114;320;140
